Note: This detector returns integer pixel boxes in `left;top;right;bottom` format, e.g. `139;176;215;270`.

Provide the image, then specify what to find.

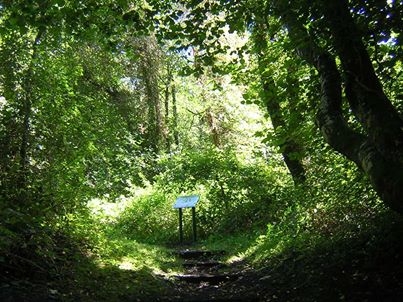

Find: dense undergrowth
1;147;401;301
1;1;403;300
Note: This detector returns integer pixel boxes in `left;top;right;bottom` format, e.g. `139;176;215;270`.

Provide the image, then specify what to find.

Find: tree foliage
153;0;403;212
0;0;402;299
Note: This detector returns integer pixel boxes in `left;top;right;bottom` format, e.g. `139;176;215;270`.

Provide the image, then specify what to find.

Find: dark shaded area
162;212;403;302
0;231;174;302
1;211;403;301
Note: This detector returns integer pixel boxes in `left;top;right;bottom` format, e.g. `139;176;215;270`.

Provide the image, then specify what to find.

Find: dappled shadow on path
157;214;403;302
2;213;403;301
165;248;259;301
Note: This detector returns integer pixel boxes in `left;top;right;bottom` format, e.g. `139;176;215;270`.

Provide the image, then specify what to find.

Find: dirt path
161;248;265;302
4;229;403;302
155;237;403;302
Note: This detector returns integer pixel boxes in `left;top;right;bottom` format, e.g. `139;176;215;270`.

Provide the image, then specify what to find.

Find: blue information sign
173;195;200;209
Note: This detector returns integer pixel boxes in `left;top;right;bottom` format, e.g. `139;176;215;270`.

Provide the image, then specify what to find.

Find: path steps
182;260;224;269
175;272;240;284
174;249;240;285
176;249;226;259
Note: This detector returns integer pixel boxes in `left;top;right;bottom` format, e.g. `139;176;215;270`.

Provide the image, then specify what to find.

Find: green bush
154;148;292;237
114;192;178;244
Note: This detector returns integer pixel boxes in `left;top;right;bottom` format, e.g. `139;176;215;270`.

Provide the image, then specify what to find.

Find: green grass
34;179;401;301
42;197;183;301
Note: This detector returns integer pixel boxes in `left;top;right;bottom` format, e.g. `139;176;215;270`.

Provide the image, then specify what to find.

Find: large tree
252;21;307;184
274;0;403;212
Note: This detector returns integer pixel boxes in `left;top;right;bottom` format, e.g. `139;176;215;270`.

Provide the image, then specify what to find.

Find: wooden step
182;260;225;269
174;273;239;284
176;249;226;259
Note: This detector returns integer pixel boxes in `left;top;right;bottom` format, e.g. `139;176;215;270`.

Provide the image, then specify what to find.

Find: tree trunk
205;107;221;147
18;30;45;190
139;36;164;153
164;72;171;152
253;23;306;185
261;79;306;184
322;0;403;164
172;83;180;146
281;5;403;212
321;0;403;212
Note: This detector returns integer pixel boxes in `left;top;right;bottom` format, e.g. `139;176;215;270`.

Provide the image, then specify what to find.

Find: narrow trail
155;238;403;302
164;248;264;302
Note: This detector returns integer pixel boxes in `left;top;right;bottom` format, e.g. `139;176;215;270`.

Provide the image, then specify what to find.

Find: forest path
157;234;403;302
163;248;263;301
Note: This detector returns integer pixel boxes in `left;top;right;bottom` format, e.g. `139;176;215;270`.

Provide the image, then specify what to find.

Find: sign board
173;195;200;209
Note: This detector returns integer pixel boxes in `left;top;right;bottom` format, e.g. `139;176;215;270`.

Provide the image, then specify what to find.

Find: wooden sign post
173;195;200;243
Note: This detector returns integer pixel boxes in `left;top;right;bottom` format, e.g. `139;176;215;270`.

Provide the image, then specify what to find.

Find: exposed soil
156;235;403;302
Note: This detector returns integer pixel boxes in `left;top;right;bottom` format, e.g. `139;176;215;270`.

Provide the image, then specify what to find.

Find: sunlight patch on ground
115;255;177;278
227;254;245;264
240;232;288;264
118;258;135;270
95;236;179;275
